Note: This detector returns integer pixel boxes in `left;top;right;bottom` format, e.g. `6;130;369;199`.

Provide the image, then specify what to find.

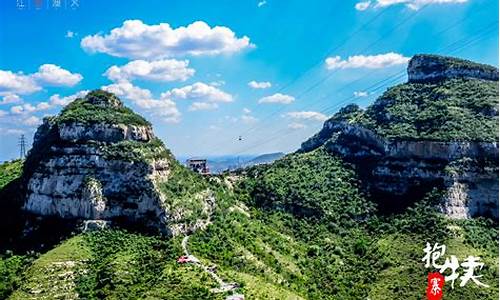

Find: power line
228;23;498;156
237;3;432;139
202;5;431;155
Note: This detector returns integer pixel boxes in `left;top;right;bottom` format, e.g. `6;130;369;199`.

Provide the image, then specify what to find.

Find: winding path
181;235;242;295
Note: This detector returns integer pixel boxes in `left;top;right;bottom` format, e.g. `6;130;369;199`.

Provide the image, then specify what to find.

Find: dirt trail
181;235;241;295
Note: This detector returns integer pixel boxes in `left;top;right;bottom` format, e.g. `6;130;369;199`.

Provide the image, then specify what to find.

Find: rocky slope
21;90;212;235
300;54;499;218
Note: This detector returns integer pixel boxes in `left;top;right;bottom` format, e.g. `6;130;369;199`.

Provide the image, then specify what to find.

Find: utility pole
18;134;26;159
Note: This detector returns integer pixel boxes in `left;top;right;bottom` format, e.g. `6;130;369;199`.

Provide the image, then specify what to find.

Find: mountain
0;55;498;300
242;152;285;167
301;54;499;217
4;90;214;238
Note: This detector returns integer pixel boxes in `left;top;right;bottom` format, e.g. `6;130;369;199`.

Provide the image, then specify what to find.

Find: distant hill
243;152;285;167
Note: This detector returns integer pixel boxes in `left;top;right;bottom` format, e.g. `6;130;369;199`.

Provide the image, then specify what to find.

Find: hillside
0;54;498;300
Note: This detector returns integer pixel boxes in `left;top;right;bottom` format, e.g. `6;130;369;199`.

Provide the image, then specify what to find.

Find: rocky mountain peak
84;89;123;108
408;54;499;83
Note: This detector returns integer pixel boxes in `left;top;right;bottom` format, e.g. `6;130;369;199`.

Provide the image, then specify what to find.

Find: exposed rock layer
300;55;499;219
408;54;499;83
22;90;210;235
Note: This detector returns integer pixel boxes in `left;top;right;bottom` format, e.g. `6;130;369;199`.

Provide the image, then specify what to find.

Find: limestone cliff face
300;54;499;219
22;90;211;235
408;54;499;83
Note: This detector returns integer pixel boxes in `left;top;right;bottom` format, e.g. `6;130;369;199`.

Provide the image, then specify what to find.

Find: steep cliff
300;54;499;218
21;90;212;235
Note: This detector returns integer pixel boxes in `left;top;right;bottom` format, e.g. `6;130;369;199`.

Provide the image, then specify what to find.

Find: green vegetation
0;80;497;299
238;148;374;224
0;160;23;190
359;78;499;142
57;91;150;126
101;138;171;163
158;158;212;226
1;155;497;299
0;255;31;299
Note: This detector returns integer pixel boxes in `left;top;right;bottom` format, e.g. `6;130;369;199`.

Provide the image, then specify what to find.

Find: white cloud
188;102;218;111
258;1;267;7
0;64;82;95
355;1;371;10
102;81;181;123
81;20;253;59
32;64;83;86
354;91;369;97
241;107;258;124
288;122;306;129
0;94;23;105
23;116;41;126
241;114;258;124
50;90;89;106
258;93;295;104
285;111;328;122
0;70;41;95
104;59;195;82
357;0;467;10
248;80;272;89
163;82;233;103
209;80;225;87
66;31;75;38
10;103;36;114
325;52;409;70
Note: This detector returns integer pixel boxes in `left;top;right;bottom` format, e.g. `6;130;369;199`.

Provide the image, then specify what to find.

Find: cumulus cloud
354;91;369;97
66;31;75;38
188;102;219;111
325;52;409;70
241;107;258;124
102;81;181;123
50;90;89;106
81;20;253;59
356;0;467;10
23;116;41;126
258;93;295;104
0;70;41;95
0;64;82;96
0;94;23;105
288;122;306;129
241;114;258;124
104;59;195;82
32;64;83;86
248;80;272;89
10;103;36;114
285;111;328;122
355;1;371;10
258;1;267;7
163;82;233;103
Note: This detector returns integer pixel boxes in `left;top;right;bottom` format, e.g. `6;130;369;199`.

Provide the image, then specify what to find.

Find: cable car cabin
186;158;210;175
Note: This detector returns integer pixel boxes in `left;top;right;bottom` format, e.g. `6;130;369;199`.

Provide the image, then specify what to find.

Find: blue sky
0;0;498;160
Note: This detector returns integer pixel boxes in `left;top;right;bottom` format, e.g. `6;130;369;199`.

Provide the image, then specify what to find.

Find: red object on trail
177;256;191;263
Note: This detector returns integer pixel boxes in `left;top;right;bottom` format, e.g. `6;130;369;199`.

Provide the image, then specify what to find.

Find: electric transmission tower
18;134;26;159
